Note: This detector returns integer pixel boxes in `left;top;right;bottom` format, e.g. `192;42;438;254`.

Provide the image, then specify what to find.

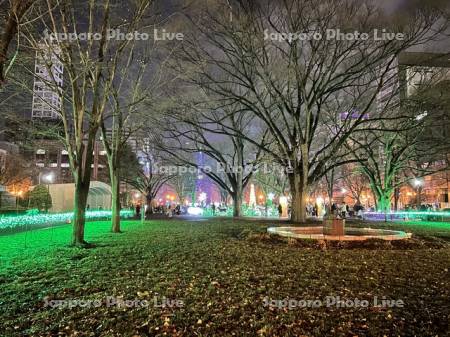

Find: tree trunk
232;192;242;217
289;172;307;223
377;191;392;213
394;187;400;211
146;193;153;216
0;1;31;84
111;172;121;233
230;171;243;217
72;181;89;246
326;169;335;213
416;187;423;208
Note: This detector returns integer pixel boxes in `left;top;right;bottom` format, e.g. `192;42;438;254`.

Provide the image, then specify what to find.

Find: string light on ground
0;210;134;230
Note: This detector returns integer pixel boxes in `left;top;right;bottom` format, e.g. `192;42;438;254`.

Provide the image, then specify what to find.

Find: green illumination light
366;211;450;217
200;205;279;218
364;211;450;228
0;210;134;230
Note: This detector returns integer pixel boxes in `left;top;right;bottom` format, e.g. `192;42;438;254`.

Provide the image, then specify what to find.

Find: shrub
28;185;52;212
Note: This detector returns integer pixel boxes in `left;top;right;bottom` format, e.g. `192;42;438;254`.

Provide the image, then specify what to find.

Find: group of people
210;203;228;215
306;204;320;217
132;200;372;219
330;202;365;218
276;202;365;219
304;202;366;219
405;203;440;211
133;203;183;218
331;202;350;218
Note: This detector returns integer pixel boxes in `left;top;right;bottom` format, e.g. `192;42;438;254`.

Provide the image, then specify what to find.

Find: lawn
0;218;449;336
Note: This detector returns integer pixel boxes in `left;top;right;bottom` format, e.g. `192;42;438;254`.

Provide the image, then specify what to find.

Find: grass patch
0;218;449;336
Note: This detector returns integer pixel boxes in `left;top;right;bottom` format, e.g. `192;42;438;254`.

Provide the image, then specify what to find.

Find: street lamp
43;173;54;193
413;178;423;208
38;172;54;185
258;194;264;204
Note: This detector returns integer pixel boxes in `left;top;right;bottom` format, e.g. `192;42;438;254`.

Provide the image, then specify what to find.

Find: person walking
331;203;337;216
136;204;141;218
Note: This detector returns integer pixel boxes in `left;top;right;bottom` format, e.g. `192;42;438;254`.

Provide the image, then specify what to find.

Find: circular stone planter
267;226;412;241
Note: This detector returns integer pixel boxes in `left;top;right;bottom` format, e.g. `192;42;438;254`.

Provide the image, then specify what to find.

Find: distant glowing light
414;179;423;187
198;192;207;202
12;190;24;197
416;111;428;120
249;184;256;207
341;188;347;193
44;173;54;183
267;193;275;201
187;206;203;216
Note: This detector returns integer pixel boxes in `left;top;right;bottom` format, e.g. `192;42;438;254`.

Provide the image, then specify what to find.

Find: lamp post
141;194;145;223
41;173;54;213
39;172;54;187
413;178;423;208
44;173;54;190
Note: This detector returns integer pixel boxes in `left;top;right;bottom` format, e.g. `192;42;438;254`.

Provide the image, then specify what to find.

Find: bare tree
100;47;155;232
169;170;196;205
0;151;32;207
348;118;449;212
0;151;30;186
125;137;176;215
0;0;38;85
253;160;288;197
177;0;445;222
19;0;153;246
159;104;268;217
99;13;184;229
340;164;370;206
348;66;450;212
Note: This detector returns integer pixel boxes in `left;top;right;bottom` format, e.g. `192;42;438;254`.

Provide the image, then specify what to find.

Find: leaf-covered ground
0;218;449;336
